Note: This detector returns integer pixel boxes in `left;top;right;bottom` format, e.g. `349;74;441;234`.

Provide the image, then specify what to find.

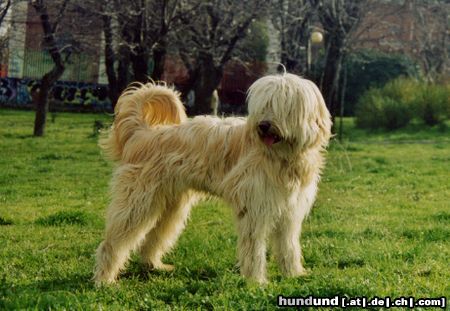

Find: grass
0;109;449;310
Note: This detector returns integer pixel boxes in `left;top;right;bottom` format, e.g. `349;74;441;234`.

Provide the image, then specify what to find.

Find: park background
0;0;449;309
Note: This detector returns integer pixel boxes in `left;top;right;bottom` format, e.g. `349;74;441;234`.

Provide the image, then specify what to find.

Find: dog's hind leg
94;198;165;285
94;167;166;285
139;191;200;271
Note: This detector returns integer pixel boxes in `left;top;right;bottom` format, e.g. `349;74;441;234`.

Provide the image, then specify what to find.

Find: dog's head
247;73;332;154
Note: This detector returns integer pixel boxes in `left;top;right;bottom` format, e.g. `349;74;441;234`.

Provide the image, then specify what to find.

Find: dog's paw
286;267;309;277
93;276;117;287
246;275;268;286
280;263;309;278
154;263;175;272
241;271;268;285
148;261;175;272
296;267;309;276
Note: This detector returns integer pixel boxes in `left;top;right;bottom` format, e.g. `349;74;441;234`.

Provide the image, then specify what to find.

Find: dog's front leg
272;184;317;278
236;212;269;284
271;210;308;277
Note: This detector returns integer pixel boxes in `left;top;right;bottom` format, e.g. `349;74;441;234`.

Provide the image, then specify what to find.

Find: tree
0;0;11;24
314;0;367;120
177;0;269;115
234;20;270;63
96;0;130;107
31;0;69;137
0;0;11;63
410;0;448;82
270;0;317;75
93;0;200;108
30;0;103;135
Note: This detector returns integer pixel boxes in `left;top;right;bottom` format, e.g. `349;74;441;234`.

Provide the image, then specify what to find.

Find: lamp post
307;30;323;75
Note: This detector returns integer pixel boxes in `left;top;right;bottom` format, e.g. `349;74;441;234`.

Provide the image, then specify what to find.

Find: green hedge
355;78;450;130
355;88;413;130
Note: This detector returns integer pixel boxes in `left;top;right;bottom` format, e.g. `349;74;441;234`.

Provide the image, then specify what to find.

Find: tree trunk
151;41;166;81
320;35;344;121
192;52;222;115
338;60;347;141
112;19;134;102
34;68;63;136
129;5;149;84
177;52;197;104
116;45;131;99
102;12;119;108
131;46;149;83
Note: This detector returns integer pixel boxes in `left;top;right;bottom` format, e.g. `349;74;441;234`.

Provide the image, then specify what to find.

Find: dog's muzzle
257;121;282;146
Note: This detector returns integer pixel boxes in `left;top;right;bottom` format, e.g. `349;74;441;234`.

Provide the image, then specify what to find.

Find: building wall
353;0;449;76
7;1;27;78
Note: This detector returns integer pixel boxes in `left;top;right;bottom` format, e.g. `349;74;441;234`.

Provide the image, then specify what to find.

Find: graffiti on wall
0;78;111;111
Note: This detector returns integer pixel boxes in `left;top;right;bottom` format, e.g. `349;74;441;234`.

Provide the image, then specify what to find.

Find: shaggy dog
94;73;332;285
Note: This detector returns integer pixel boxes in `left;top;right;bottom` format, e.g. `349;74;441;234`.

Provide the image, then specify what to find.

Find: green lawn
0;109;449;310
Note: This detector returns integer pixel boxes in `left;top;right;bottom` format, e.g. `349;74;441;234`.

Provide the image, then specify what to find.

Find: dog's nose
258;121;271;133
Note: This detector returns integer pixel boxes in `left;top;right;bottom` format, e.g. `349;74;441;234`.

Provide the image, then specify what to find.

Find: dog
94;73;332;285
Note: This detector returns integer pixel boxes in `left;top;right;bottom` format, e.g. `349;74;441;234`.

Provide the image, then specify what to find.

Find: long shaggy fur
94;74;332;285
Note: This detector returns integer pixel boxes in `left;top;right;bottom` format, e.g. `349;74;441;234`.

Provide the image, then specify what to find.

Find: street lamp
307;30;323;74
311;31;323;44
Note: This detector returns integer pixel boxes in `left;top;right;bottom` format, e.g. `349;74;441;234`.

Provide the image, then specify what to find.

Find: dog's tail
101;82;187;161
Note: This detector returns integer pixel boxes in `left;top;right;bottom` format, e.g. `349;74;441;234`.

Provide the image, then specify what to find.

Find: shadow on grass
1;133;34;139
120;260;220;283
36;274;95;291
0;273;94;298
35;211;93;226
0;273;95;309
0;261;223;304
0;216;13;225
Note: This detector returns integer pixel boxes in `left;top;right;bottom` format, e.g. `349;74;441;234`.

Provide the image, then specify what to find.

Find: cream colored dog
94;73;332;285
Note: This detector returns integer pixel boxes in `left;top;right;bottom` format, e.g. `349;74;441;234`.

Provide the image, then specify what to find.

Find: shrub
381;78;420;106
356;77;449;130
355;89;385;129
355;89;413;130
382;97;413;130
414;84;450;126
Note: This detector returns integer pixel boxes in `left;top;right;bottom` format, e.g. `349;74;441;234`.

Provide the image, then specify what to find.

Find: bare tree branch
0;0;11;25
175;0;269;114
51;0;70;34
